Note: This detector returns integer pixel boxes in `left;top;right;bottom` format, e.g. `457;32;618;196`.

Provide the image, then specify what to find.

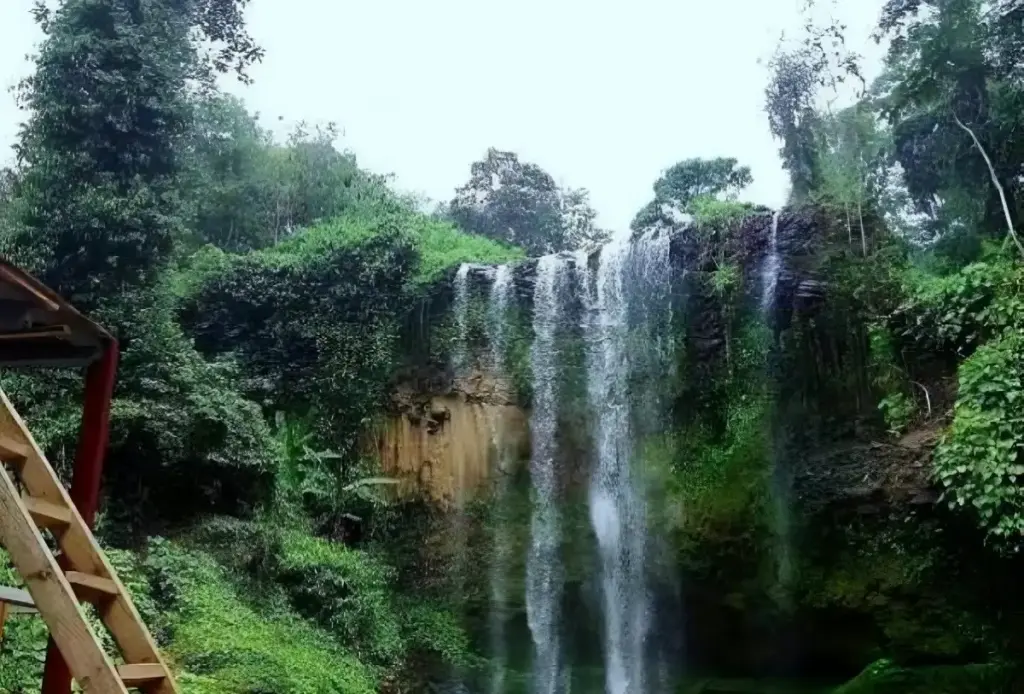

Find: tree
560;187;608;250
449;148;605;254
2;0;275;524
815;106;891;254
9;0;197;307
183;95;364;252
876;0;1024;245
765;48;825;201
632;157;753;231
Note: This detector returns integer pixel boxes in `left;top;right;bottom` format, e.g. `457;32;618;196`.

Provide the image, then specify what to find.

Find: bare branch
952;111;1024;258
911;381;932;417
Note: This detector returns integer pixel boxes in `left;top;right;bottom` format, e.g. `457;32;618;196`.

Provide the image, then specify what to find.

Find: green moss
833;659;1012;694
798;513;995;663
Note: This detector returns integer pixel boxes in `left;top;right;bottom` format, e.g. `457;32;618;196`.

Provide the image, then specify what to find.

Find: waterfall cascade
526;255;570;694
487;264;514;694
760;210;782;316
581;229;672;694
453;263;471;376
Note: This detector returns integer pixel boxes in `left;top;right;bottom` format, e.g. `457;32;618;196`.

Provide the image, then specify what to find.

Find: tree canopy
448;148;608;254
631;157;753;231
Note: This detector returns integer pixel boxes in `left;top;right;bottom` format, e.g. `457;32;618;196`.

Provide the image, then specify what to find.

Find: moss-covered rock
833;659;1012;694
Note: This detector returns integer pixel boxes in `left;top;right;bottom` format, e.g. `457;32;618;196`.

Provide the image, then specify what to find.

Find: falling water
527;255;569;694
487;264;514;694
583;229;672;694
760;211;782;316
453;264;471;376
759;213;795;647
449;263;472;693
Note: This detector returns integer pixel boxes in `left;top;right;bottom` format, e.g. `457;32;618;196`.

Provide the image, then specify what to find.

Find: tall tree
2;0;274;524
183;95;364;252
877;0;1024;244
9;0;196;308
8;0;263;308
632;157;753;231
449;148;606;254
765;48;825;201
815;105;891;254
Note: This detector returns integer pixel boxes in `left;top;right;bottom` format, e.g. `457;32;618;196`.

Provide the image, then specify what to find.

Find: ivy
934;333;1024;547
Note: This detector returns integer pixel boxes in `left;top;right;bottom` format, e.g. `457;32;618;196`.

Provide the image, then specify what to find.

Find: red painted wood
41;340;119;694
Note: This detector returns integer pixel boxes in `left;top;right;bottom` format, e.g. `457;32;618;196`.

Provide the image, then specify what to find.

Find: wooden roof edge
0;258;113;346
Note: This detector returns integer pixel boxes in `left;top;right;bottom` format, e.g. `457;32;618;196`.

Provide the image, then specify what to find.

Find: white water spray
487;264;514;694
583;229;671;694
527;255;569;694
761;211;782;316
453;264;471;376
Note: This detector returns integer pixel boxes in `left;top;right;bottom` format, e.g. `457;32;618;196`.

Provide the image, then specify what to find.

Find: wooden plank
0;585;37;611
0;265;61;311
66;571;119;602
0;326;71;341
0;466;127;693
0;389;181;694
23;496;72;531
0;601;8;640
117;663;166;688
0;435;30;464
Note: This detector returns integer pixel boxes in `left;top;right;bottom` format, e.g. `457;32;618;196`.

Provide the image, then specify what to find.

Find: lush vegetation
0;1;523;691
2;0;1024;692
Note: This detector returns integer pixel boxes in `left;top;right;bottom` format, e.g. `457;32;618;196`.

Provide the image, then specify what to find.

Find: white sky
1;0;886;230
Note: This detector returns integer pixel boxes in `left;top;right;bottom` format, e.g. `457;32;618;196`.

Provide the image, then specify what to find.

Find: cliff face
375;370;530;505
380;209;1021;683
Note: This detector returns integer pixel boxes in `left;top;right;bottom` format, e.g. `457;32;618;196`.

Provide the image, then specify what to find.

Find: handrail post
41;339;119;694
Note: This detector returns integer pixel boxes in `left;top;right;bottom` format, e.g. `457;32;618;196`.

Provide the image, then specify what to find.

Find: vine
934;333;1024;547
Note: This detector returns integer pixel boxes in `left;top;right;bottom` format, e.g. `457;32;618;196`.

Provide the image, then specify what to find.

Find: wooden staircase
0;389;179;694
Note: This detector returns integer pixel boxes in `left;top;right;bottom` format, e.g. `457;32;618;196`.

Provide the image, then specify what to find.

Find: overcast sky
1;0;886;230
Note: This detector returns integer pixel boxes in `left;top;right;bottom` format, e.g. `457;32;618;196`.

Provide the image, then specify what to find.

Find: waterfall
449;262;472;692
487;264;514;694
453;263;471;376
583;229;672;694
760;211;781;316
527;255;569;694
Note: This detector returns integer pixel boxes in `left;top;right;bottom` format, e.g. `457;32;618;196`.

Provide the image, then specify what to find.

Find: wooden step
0;436;29;463
23;497;72;531
117;663;166;688
65;570;119;602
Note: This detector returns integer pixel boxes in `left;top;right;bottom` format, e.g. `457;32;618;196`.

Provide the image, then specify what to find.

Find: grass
160;543;379;694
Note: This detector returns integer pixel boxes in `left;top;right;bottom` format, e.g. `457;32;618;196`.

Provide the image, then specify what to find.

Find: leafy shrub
181;214;416;456
868;324;917;434
411;215;522;288
894;256;1024;355
274;531;405;668
834;659;1012;694
0;550;47;692
934;333;1024;546
691;196;754;230
143;539;378;694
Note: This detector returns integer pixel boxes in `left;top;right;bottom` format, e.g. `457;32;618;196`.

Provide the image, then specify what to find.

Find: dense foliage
761;0;1024;555
2;0;1024;691
447;148;608;254
0;0;516;690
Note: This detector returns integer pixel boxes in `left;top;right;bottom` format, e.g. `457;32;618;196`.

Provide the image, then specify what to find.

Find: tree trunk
845;203;853;248
857;197;867;256
953;112;1024;258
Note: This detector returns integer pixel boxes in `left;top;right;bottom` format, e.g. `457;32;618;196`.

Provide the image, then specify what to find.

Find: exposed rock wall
375;371;530;505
